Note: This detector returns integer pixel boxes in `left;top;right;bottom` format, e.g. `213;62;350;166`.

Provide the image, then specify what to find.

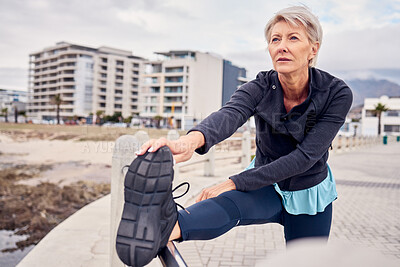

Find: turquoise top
245;157;337;215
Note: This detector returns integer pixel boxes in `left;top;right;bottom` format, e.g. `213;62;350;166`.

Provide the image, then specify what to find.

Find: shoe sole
116;146;174;267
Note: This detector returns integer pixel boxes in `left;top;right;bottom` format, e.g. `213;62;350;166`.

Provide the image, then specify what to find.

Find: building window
386;110;400;117
150;87;160;93
116;75;123;80
115;97;122;101
165;76;183;83
164;106;182;113
165;67;184;73
164;96;182;103
384;125;400;132
133;63;139;68
365;110;377;117
116;60;124;66
165;86;183;93
101;58;107;63
114;104;122;109
116;68;123;73
115;90;123;94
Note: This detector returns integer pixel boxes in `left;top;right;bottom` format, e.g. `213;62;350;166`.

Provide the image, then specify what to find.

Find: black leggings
177;185;332;243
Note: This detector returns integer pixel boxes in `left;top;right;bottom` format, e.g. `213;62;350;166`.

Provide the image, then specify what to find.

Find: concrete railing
330;135;394;153
110;130;253;266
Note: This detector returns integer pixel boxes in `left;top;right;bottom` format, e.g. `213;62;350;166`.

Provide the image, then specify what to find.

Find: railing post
167;129;180;141
241;131;251;169
204;147;215;176
110;132;149;267
168;130;181;179
110;135;139;267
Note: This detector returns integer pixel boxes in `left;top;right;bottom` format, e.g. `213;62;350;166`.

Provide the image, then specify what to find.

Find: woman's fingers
195;180;236;203
136;138;170;155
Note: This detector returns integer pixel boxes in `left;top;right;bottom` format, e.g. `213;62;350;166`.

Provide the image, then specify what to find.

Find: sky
0;0;399;90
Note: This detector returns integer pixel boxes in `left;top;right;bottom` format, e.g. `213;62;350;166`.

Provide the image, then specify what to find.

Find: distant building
0;87;28;122
141;50;247;129
361;95;400;136
28;42;145;122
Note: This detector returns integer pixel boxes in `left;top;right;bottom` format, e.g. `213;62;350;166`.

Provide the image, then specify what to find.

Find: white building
141;50;247;129
361;95;400;136
0;87;28;122
28;42;145;122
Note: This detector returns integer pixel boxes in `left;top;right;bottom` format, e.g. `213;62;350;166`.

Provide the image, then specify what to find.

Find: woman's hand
196;179;236;203
136;131;205;163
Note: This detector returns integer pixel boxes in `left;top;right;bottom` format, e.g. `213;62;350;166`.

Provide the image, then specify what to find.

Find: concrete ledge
17;195;111;267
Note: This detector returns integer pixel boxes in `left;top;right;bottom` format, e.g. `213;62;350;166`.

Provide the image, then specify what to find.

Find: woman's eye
272;38;279;42
290;36;298;40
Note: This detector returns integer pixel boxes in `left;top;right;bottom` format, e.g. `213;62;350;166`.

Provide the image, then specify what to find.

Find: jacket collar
255;68;322;142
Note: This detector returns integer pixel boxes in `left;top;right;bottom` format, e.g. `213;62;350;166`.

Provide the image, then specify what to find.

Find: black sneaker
116;146;175;267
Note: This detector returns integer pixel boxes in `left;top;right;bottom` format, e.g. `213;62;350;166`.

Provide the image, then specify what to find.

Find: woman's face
268;20;319;75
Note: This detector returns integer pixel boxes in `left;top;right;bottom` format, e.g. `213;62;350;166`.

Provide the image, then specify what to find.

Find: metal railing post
158;242;188;267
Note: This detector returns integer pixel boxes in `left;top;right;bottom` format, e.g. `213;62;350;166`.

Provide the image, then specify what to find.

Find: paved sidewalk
18;142;400;266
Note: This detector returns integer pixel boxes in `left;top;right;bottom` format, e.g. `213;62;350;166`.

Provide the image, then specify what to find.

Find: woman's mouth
277;57;291;62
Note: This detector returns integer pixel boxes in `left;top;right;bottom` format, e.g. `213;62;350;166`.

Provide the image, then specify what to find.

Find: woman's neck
278;68;309;102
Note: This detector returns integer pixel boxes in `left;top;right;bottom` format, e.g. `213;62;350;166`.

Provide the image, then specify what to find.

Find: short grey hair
264;6;323;67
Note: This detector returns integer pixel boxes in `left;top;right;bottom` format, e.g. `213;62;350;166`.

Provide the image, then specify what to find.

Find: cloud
0;0;399;87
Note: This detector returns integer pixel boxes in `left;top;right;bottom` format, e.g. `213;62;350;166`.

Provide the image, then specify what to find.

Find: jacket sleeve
188;74;265;154
230;84;353;191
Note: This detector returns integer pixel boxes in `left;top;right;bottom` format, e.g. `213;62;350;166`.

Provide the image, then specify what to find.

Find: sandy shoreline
0;132;114;265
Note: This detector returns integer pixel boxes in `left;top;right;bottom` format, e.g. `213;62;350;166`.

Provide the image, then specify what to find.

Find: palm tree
96;110;104;125
50;94;63;125
1;107;8;122
373;103;389;136
14;106;18;123
19;110;27;123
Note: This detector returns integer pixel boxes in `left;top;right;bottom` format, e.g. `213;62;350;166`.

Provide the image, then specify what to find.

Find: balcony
165;76;183;83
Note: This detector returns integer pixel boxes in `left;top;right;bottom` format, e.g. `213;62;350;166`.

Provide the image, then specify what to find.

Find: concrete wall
189;52;223;121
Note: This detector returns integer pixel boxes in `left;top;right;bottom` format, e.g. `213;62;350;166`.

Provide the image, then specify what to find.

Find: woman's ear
308;42;320;60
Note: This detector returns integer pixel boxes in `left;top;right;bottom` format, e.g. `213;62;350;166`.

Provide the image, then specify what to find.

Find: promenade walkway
17;142;400;266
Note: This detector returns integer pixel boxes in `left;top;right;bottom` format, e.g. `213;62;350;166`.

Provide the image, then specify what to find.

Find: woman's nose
277;41;288;53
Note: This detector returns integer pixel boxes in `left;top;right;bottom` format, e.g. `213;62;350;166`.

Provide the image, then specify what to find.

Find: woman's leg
175;185;283;241
283;203;333;243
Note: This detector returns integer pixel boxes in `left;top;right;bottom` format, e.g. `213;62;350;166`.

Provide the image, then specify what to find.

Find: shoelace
122;165;191;214
172;182;190;214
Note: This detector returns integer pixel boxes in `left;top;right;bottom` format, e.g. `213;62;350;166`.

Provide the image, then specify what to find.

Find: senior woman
116;6;353;267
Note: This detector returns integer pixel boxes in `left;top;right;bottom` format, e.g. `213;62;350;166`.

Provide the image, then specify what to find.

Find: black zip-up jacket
189;68;353;191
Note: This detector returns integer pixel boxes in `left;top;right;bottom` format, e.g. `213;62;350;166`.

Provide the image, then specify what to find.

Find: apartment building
0;87;28;122
28;42;144;121
362;95;400;136
141;50;247;129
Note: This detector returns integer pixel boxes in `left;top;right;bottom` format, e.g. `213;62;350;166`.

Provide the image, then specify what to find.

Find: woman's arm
137;73;265;162
189;79;264;155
